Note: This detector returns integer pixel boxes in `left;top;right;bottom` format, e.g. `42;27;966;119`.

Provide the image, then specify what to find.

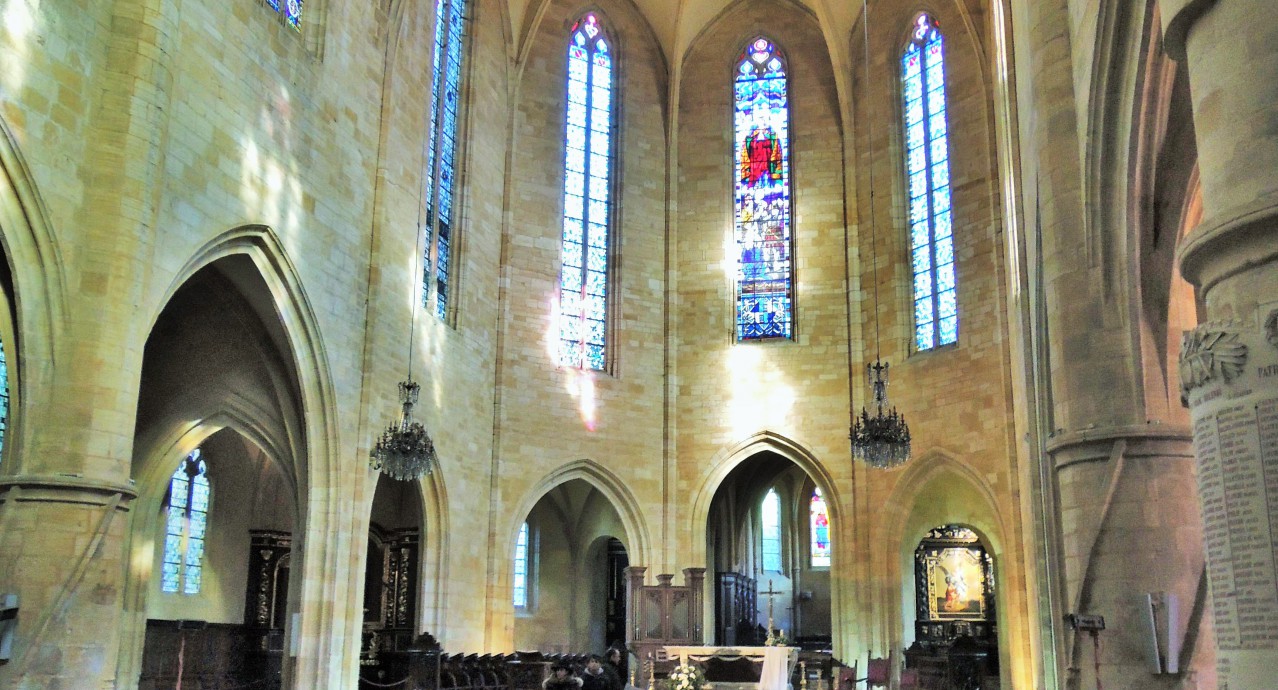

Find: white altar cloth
662;646;798;690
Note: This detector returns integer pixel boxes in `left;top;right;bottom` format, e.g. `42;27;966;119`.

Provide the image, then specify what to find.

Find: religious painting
914;525;993;624
922;547;985;619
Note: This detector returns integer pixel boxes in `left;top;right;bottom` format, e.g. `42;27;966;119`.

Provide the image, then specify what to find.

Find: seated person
581;654;621;690
544;663;583;690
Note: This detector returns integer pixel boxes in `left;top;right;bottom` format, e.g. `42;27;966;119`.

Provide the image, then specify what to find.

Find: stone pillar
1046;428;1213;688
1022;0;1218;686
1163;1;1278;686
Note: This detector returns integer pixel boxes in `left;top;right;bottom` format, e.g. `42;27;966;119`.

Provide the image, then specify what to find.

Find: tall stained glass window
0;337;8;457
513;522;530;608
902;14;957;350
810;487;830;567
161;449;211;595
424;0;469;319
558;13;614;371
734;38;793;341
761;488;782;572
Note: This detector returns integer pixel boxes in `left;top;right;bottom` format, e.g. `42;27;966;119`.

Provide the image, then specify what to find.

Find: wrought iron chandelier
849;0;911;469
370;378;437;480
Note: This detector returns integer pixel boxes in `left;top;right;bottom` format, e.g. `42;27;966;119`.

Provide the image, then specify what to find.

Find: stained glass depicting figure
762;488;782;571
424;0;469;319
902;14;957;350
810;487;830;567
162;449;210;594
558;14;614;370
513;522;530;607
734;38;793;340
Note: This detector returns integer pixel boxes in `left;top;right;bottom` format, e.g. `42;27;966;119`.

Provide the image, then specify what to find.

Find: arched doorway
513;478;629;654
361;472;424;669
707;451;832;649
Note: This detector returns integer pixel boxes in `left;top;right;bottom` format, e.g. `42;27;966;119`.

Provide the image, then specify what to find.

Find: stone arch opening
512;477;632;654
122;254;311;689
706;450;834;649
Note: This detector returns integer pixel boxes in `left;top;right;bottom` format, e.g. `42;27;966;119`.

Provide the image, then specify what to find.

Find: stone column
1164;3;1278;687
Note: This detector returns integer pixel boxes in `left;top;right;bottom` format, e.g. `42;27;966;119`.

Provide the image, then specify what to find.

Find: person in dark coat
580;654;621;690
604;646;627;685
544;663;584;690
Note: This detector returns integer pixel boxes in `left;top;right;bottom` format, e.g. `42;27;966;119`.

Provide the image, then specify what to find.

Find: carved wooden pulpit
625;566;706;676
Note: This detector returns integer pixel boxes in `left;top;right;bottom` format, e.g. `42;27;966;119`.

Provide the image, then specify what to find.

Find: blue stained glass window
161;450;210;595
424;0;470;320
734;38;794;341
283;0;303;30
762;489;782;572
810;488;831;567
559;14;614;371
513;522;530;608
0;338;8;457
901;14;957;350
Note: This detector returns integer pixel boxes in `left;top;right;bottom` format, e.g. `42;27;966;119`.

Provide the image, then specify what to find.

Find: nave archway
512;477;631;655
120;255;310;689
706;451;834;650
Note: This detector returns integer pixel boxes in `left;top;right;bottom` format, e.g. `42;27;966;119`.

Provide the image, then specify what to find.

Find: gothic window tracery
901;14;957;350
425;0;470;320
761;488;782;572
161;449;211;595
558;13;615;371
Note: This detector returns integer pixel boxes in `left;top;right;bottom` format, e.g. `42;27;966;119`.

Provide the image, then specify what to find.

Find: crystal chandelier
848;0;912;469
369;379;437;480
369;124;440;482
852;360;912;468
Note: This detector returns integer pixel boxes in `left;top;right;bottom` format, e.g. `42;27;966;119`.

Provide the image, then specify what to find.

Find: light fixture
849;0;912;469
370;378;437;480
369;106;440;482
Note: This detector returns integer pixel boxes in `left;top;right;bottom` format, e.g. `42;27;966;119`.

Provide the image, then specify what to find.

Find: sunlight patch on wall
1;0;39;95
724;344;795;439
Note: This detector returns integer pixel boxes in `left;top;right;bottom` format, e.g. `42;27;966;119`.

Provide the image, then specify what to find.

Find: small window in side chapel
513;521;531;608
424;0;471;320
901;14;957;351
810;487;830;567
558;13;616;371
734;37;794;341
161;449;211;595
761;488;782;572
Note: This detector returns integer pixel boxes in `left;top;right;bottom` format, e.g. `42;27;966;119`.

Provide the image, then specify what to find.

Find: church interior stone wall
1;0;1274;687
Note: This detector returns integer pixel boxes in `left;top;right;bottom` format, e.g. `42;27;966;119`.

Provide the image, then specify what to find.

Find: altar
662;646;799;690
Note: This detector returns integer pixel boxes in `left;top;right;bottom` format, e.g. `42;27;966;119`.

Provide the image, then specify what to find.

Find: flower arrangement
668;662;707;690
765;628;790;647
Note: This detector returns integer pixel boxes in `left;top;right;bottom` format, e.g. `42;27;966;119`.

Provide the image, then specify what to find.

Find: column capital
1160;0;1219;60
